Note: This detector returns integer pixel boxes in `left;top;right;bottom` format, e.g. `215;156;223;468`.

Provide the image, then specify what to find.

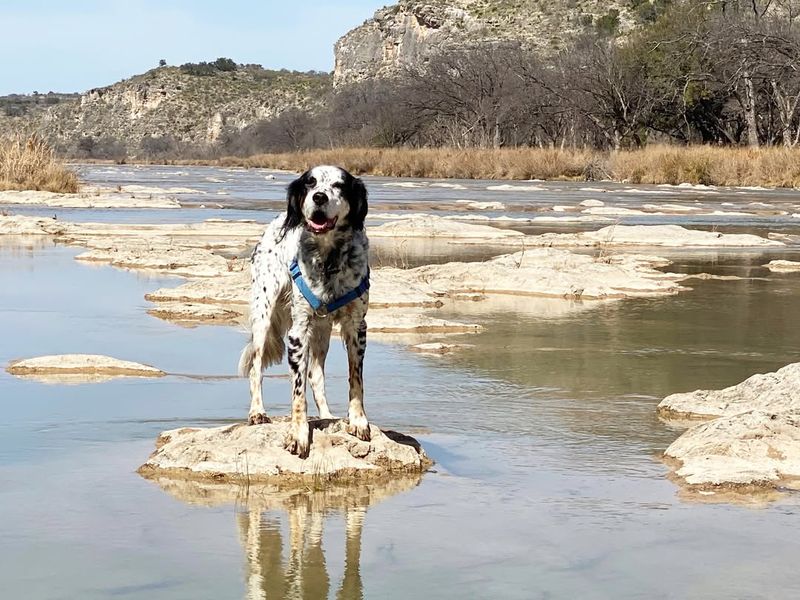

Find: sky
0;0;388;95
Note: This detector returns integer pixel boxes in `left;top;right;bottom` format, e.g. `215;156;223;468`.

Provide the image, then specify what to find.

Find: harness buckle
314;305;330;318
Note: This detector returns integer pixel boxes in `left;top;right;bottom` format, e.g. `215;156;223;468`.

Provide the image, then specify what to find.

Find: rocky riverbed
7;167;800;599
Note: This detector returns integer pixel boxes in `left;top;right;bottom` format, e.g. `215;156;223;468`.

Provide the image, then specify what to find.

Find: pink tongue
309;219;331;232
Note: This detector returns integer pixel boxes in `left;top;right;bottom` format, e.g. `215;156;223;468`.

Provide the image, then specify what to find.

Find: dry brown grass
213;147;603;181
610;145;800;188
0;135;79;193
204;145;800;188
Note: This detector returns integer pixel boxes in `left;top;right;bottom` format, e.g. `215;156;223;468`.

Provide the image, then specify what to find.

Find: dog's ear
346;174;368;230
281;172;307;237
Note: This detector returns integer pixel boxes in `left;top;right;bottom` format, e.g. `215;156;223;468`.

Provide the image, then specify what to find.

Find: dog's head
282;165;368;237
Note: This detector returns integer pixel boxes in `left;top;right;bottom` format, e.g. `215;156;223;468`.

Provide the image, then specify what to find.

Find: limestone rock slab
139;419;432;482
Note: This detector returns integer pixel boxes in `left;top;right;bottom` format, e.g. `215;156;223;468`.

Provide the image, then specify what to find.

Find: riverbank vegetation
214;1;800;155
201;145;800;188
35;0;800;188
0;135;78;193
179;1;800;186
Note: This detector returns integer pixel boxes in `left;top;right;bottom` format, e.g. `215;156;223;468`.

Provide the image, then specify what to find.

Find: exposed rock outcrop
658;363;800;421
7;354;165;381
369;215;524;239
138;419;432;483
370;218;781;248
410;342;473;354
536;224;784;248
0;189;180;209
767;260;800;272
660;363;800;494
665;409;800;489
334;0;635;85
0;214;695;333
0;66;330;154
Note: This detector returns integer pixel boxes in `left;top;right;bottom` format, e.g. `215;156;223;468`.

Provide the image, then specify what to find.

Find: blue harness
289;259;370;317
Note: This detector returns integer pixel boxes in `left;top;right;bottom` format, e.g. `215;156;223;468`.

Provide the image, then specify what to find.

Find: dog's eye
331;181;343;190
307;177;317;187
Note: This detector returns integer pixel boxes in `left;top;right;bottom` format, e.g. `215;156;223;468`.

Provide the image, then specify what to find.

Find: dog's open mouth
306;213;338;234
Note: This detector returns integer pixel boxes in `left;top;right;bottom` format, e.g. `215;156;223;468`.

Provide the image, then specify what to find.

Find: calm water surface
2;168;800;599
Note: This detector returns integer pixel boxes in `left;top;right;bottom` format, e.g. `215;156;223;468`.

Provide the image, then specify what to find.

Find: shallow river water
3;166;800;599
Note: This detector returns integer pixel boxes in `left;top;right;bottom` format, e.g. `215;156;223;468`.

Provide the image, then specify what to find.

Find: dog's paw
346;417;371;442
284;421;310;458
284;434;310;459
248;412;271;425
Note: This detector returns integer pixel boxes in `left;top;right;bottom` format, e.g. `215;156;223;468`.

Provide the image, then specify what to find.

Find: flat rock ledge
767;260;800;272
660;363;800;495
665;409;800;490
7;354;165;379
138;418;433;484
658;363;800;421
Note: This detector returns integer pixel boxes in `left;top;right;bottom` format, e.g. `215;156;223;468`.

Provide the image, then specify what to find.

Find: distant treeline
218;0;800;153
1;92;79;117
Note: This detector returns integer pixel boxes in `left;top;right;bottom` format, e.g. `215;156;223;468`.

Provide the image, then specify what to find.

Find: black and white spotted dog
239;165;370;458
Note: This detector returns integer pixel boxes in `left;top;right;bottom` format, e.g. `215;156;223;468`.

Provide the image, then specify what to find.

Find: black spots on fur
287;334;304;375
287;338;301;357
263;286;267;292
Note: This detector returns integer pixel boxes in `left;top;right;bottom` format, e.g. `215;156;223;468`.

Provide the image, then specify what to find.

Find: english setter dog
239;165;370;458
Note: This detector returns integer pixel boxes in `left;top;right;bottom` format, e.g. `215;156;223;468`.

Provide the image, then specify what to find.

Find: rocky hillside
0;63;330;157
334;0;644;85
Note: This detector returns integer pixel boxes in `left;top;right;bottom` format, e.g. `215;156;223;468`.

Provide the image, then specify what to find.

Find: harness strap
289;259;370;316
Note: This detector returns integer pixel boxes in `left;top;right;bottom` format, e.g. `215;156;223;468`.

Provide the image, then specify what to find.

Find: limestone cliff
0;65;330;155
334;0;637;85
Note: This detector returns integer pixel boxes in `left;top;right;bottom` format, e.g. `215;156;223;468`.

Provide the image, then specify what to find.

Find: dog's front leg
285;319;311;458
247;338;270;425
343;317;370;442
308;321;334;420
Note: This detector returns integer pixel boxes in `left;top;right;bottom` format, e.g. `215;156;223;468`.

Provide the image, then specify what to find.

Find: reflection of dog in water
237;497;365;600
143;474;422;599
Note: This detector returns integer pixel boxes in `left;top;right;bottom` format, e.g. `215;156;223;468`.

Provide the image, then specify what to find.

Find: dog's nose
312;192;328;205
